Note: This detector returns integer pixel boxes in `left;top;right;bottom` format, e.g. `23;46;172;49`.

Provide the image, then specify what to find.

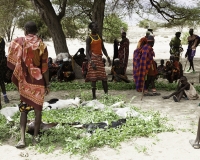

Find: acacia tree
31;0;69;55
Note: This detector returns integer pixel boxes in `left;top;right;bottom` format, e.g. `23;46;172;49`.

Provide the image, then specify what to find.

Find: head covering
114;58;119;61
147;35;154;42
63;57;69;62
175;32;181;35
147;29;153;33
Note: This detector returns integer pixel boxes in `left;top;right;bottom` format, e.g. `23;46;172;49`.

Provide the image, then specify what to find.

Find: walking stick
141;76;146;101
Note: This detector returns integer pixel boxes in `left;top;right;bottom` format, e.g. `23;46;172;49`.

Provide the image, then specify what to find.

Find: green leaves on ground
1;94;174;154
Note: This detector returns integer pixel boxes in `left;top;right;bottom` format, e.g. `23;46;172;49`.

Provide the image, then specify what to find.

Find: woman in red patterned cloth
85;22;111;99
7;21;50;148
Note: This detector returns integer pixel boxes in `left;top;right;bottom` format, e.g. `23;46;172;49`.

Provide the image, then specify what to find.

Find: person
157;59;166;78
110;58;130;83
48;57;60;81
0;37;10;103
118;32;129;74
169;32;183;59
85;22;111;100
57;57;75;82
112;39;119;66
189;117;200;149
185;29;200;73
73;48;86;67
165;55;183;83
7;21;50;148
133;35;159;95
136;31;150;49
162;76;199;102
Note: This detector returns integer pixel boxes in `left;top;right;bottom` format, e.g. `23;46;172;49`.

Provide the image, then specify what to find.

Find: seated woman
162;76;199;102
165;56;183;83
57;58;75;82
110;58;130;83
157;59;166;78
48;57;60;81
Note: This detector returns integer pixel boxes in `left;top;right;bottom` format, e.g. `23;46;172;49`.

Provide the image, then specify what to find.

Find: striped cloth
85;53;107;82
133;44;155;92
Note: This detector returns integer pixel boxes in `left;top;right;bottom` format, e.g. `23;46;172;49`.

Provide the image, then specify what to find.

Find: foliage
103;13;128;43
17;12;51;40
181;32;190;45
138;19;159;31
0;94;174;154
0;0;29;41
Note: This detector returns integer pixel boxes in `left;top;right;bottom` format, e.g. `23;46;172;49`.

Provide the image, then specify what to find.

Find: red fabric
7;34;48;111
89;34;102;55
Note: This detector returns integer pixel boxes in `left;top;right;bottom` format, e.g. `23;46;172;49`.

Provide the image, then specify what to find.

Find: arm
102;41;111;66
86;36;96;70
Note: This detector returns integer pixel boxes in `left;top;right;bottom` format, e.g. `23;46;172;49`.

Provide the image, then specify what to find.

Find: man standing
118;32;129;74
169;32;182;59
133;35;158;95
7;21;50;148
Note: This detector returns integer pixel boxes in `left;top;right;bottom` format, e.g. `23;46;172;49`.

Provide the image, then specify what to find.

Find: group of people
0;20;200;149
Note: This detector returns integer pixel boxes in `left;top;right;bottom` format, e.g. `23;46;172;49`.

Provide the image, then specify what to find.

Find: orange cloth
89;34;102;55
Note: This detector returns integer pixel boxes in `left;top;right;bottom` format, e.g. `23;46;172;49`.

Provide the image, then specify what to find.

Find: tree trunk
31;0;69;56
92;0;106;38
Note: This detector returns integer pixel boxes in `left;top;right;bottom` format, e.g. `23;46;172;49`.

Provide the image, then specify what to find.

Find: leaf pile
1;94;174;154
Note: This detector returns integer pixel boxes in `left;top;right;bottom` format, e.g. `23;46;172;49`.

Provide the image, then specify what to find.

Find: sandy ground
1;26;200;160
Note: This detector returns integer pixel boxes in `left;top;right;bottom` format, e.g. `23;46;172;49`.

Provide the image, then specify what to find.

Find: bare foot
15;140;25;149
189;139;200;149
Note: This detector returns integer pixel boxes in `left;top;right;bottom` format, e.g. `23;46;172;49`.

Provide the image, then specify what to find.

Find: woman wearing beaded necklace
85;22;111;99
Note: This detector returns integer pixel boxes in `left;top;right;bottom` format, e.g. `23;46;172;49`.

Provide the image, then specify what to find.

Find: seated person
144;60;160;96
73;48;86;67
157;59;166;78
162;76;199;102
48;57;60;81
165;55;183;83
110;58;130;83
57;58;75;82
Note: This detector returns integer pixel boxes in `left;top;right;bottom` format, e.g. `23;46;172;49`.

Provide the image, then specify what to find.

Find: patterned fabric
19;101;34;113
133;44;155;92
7;34;48;111
85;53;107;82
137;36;148;49
118;38;129;74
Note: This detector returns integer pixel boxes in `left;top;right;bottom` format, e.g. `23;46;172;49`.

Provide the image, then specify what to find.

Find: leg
16;112;27;148
91;81;97;100
0;80;9;103
190;117;200;149
102;80;108;94
32;109;42;145
191;58;195;72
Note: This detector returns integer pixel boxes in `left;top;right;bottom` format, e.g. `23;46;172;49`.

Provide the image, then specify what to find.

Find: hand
45;86;50;95
185;53;187;58
91;61;97;70
107;56;111;67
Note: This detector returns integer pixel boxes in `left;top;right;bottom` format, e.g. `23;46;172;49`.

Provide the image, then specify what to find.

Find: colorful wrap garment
137;36;148;49
133;44;155;92
85;34;107;82
169;36;181;57
7;34;48;111
118;38;129;74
